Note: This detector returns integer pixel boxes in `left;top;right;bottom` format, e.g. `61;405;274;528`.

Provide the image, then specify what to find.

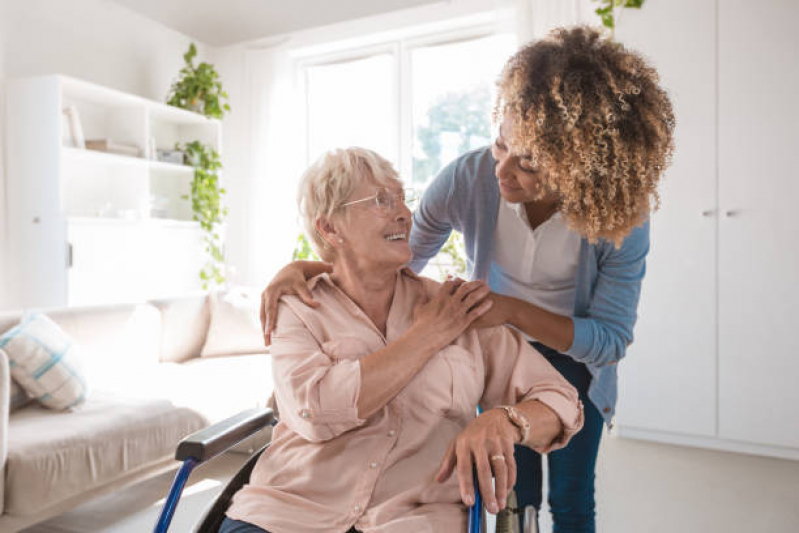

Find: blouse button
300;410;312;419
388;430;396;437
370;461;378;469
353;504;361;512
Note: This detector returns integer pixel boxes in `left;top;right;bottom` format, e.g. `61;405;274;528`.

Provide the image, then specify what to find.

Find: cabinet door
614;0;718;436
67;221;150;306
718;0;799;448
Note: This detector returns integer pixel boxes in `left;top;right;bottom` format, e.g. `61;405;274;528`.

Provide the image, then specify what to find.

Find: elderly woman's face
334;176;413;271
491;117;550;204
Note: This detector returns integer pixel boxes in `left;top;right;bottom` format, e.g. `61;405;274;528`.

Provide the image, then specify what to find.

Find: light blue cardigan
409;146;649;427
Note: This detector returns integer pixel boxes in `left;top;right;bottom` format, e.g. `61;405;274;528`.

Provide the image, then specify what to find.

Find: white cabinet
4;76;221;309
615;0;799;460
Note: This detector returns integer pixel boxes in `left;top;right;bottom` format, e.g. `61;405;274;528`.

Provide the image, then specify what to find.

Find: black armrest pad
176;408;277;462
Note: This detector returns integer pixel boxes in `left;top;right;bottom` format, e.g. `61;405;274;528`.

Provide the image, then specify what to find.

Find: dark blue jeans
219;518;268;533
513;342;605;533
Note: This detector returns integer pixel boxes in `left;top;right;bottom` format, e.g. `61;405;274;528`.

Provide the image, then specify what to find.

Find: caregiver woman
261;26;675;532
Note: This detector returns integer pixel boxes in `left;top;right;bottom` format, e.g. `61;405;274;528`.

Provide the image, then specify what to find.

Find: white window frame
292;14;515;184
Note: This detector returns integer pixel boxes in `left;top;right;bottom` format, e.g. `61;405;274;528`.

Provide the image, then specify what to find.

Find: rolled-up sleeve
270;301;366;443
478;326;584;453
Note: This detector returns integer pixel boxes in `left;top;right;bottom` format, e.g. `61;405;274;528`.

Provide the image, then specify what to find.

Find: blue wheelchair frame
154;408;488;533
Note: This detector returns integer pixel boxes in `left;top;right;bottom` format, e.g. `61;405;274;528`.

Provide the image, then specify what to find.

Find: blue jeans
513;342;605;533
219;517;269;533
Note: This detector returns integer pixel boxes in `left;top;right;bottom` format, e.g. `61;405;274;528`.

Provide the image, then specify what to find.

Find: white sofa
0;294;273;532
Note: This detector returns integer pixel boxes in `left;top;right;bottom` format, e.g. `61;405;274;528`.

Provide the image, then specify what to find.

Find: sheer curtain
237;41;305;287
502;0;597;44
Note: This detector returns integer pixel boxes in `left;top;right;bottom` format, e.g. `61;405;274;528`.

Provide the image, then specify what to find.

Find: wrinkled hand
435;409;520;514
260;263;319;345
410;278;493;348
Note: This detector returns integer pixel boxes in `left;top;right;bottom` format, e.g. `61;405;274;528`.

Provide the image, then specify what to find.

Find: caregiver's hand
410;278;493;349
260;260;330;345
435;409;519;514
469;292;514;329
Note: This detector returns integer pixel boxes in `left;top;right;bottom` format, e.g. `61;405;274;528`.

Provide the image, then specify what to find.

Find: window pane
411;34;517;189
306;54;396;165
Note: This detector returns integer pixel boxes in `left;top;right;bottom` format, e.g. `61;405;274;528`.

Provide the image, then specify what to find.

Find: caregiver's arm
260;260;332;345
477;294;575;353
475;221;650;365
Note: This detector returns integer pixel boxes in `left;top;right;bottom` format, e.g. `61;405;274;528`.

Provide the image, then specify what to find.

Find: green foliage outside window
181;140;228;289
413;84;492;187
292;232;321;261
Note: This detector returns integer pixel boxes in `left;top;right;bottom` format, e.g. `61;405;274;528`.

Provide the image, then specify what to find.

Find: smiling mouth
385;232;407;242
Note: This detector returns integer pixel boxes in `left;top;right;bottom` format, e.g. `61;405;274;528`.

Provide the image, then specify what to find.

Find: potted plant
167;43;230;119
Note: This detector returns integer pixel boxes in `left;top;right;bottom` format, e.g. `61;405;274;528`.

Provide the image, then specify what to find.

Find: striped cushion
0;312;88;410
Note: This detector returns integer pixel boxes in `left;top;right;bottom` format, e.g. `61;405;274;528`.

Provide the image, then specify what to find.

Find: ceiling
109;0;444;47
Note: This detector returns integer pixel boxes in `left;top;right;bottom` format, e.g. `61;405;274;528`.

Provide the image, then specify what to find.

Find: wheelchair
153;408;538;533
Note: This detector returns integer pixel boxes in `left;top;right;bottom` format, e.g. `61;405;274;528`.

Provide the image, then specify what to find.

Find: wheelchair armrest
176;407;277;463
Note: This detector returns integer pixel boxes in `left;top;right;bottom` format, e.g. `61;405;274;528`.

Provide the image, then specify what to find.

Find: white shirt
488;200;582;340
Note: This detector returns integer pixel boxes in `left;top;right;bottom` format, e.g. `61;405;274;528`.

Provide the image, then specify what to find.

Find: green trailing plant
180;140;228;289
167;43;230;119
591;0;645;38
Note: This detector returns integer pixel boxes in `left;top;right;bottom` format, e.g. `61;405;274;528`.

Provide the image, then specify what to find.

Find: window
299;25;517;278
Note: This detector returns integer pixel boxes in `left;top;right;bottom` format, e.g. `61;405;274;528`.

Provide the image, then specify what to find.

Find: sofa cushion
200;288;267;358
0;313;88;410
46;303;162;383
150;295;210;363
159;353;273;424
3;392;207;516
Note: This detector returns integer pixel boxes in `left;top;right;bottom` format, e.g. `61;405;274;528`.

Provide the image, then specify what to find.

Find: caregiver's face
337;177;413;271
491;117;548;203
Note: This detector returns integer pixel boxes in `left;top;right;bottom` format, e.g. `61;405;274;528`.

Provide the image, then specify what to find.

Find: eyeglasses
340;187;419;213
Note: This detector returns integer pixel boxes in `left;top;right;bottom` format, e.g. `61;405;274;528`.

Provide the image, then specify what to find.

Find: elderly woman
222;147;582;533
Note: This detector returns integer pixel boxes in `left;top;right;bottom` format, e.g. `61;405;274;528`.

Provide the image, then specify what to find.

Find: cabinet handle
67;243;73;268
725;209;740;217
701;210;715;217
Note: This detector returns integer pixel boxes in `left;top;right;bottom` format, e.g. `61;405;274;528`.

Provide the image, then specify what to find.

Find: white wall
0;0;211;309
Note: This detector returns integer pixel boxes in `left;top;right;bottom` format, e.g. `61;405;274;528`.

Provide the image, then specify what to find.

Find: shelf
149;160;195;175
63;147;195;175
67;216;199;228
63;146;147;168
59;75;217;126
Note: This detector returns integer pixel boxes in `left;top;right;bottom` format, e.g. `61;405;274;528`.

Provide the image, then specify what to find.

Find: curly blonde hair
496;26;675;246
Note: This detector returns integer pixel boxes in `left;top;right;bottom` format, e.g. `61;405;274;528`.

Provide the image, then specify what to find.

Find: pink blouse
227;269;583;533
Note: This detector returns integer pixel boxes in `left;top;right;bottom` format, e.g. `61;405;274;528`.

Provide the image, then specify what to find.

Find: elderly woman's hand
435;409;520;514
409;278;493;349
260;261;328;345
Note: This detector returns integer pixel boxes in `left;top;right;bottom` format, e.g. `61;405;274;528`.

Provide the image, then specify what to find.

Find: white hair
297;147;399;261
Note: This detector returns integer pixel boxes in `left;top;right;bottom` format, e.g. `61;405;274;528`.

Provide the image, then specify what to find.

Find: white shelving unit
5;75;222;308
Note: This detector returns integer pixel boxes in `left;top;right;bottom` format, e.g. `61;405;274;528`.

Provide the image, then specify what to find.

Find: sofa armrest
0;349;10;515
176;408;276;463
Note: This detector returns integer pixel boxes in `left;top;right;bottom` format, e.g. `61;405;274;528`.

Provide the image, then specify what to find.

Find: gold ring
490;455;505;462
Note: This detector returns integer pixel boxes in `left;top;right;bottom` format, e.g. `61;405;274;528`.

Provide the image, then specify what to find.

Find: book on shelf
85;139;141;158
